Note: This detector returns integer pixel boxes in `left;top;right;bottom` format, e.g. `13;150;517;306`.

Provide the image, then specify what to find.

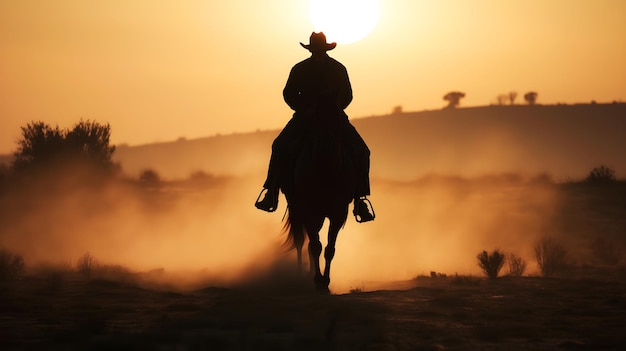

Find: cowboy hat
300;32;336;51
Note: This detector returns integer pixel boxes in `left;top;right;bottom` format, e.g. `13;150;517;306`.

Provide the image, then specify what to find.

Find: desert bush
430;271;447;278
94;264;136;285
188;170;216;187
0;248;25;282
76;252;97;280
534;236;566;277
451;274;482;286
139;169;160;184
477;250;506;279
0;162;10;181
507;253;527;277
35;262;72;293
585;165;616;183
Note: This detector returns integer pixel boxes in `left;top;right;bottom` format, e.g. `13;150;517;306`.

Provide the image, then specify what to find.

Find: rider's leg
256;118;300;212
343;123;375;222
256;140;284;212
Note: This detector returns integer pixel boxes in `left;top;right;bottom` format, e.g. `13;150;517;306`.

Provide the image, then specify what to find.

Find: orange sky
1;0;625;154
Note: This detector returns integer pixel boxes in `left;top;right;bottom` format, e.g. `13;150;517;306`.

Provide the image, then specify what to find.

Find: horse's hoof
315;282;330;294
314;276;331;294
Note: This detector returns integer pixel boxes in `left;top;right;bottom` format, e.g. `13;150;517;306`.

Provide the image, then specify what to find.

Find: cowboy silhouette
255;32;375;222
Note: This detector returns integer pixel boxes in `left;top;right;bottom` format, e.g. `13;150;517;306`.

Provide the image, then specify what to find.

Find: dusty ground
1;268;625;351
2;175;626;350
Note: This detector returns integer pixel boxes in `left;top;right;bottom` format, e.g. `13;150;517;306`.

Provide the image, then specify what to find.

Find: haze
0;170;562;293
1;0;625;153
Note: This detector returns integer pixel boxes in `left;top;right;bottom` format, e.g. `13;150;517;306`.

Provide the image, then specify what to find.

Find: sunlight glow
309;0;380;44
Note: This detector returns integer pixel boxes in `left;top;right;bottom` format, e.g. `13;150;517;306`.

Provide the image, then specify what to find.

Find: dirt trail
2;271;625;350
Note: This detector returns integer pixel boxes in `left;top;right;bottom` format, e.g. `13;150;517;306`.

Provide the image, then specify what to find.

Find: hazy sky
1;0;625;153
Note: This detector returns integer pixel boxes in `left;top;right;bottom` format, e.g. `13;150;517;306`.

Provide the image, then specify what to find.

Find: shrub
76;252;97;280
451;274;482;286
139;169;161;184
35;262;72;293
430;271;447;278
477;250;506;279
585;165;616;183
0;248;25;282
94;264;136;285
507;253;527;277
534;236;566;277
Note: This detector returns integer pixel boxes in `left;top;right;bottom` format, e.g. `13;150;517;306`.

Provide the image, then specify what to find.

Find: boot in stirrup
353;196;375;223
255;188;279;212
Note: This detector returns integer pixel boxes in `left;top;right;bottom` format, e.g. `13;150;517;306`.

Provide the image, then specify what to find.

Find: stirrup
354;197;375;223
255;188;278;212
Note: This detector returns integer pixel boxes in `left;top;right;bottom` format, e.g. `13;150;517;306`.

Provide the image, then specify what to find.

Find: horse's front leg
308;239;322;280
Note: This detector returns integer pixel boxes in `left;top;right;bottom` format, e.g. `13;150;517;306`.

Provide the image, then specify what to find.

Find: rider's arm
336;63;353;110
283;66;308;112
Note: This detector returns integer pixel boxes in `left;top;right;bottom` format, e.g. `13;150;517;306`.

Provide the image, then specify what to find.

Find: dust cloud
330;175;560;292
1;166;564;294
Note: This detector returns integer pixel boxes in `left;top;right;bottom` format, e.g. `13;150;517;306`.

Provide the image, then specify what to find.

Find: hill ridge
2;103;625;180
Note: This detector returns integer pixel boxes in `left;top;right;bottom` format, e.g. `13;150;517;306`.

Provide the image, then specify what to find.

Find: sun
309;0;380;45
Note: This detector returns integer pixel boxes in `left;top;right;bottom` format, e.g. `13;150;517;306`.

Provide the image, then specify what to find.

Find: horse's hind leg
305;218;326;291
321;219;343;290
293;226;305;274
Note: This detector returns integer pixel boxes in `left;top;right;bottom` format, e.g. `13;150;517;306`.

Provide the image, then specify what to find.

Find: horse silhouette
280;109;356;293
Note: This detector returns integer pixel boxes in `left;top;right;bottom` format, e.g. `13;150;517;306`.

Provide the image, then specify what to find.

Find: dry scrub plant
585;165;616;183
0;248;25;282
507;253;527;277
534;236;566;277
477;250;506;279
76;252;97;280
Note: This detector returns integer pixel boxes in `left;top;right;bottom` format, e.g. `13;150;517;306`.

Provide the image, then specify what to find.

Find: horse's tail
281;207;305;251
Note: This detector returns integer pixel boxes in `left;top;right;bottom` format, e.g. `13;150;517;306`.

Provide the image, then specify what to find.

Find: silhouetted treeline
12;120;116;174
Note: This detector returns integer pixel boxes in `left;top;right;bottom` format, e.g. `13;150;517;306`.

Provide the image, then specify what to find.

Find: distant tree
392;105;403;114
524;91;538;105
496;94;508;106
12;121;64;170
13;120;115;172
508;91;518;105
65;120;115;167
443;91;465;109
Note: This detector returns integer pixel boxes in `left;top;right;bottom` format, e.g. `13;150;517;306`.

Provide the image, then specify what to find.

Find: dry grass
2;265;624;350
535;236;567;277
507;253;528;277
0;248;24;282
